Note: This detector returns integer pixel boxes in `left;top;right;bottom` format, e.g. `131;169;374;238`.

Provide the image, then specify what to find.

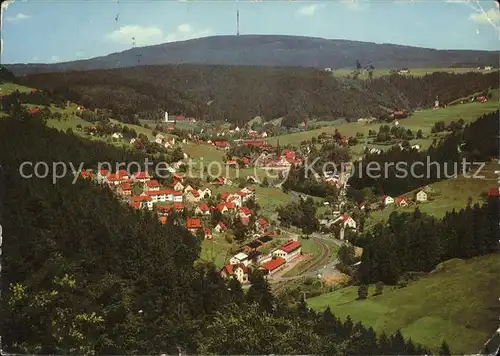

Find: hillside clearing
307;253;500;354
366;160;500;227
333;67;499;78
268;101;500;147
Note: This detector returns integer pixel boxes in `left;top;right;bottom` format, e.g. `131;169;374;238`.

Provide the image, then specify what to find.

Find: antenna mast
236;4;240;36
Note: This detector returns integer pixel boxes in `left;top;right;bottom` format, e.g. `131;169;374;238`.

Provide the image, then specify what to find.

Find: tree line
357;200;499;286
19;64;498;126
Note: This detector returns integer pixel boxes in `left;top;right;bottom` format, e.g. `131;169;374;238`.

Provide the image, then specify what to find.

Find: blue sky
1;0;499;64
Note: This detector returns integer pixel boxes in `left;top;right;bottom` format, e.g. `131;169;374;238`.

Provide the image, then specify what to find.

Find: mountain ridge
5;35;498;76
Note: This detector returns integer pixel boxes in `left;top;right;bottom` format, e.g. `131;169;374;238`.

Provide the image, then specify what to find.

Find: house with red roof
204;228;213;239
213;222;227;233
340;215;357;229
28;107;41;114
186;218;202;234
260;256;286;276
130;195;153;210
156;204;173;214
117;169;129;181
195;203;211;216
185;188;201;203
255;217;269;232
239;207;252;219
173;202;185;211
488;186;500;197
80;170;93;180
227;194;242;208
118;182;132;196
144;179;160;191
106;174;121;186
226;160;238;167
172;173;184;182
173;180;184;192
214;140;230;150
241;216;250;226
220;192;230;201
220;263;249;284
133;171;151;183
395;197;409;207
242;140;265;147
217;203;229;214
272;240;302;263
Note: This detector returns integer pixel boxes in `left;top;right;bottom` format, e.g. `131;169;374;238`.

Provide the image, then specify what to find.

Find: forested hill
5;35;499;75
0;112;435;354
19;65;499;125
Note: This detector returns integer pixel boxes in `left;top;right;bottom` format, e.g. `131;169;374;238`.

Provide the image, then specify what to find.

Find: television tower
236;5;240;36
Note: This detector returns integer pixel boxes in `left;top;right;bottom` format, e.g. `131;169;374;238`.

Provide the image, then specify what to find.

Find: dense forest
0;112;439;354
349;110;500;196
20;64;498;125
357;201;499;286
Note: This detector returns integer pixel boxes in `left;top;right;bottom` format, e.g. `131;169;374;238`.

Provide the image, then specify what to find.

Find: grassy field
199;238;234;268
332;67;498;79
267;100;500;148
0;82;34;94
366;160;500;228
307;253;500;354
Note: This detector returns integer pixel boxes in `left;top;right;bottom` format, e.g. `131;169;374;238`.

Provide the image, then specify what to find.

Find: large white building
272;240;302;263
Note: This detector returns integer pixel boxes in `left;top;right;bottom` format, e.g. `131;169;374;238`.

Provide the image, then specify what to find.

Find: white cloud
469;8;500;23
5;12;30;22
296;3;325;16
51;56;60;62
165;23;212;42
32;55;39;62
106;24;212;46
106;25;164;45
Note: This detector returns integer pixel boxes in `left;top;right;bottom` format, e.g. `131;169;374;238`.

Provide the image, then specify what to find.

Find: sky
1;0;499;64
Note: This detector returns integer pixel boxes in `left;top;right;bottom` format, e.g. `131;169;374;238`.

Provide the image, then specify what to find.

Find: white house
199;188;212;199
185;189;201;203
416;190;428;202
195;204;211;216
155;134;165;145
220;264;249;284
383;195;394;205
183;185;194;194
213;222;227;234
229;252;250;267
173;181;184;192
112;132;123;139
226;194;242;208
144;179;160;191
272;240;302;263
340;215;357;229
